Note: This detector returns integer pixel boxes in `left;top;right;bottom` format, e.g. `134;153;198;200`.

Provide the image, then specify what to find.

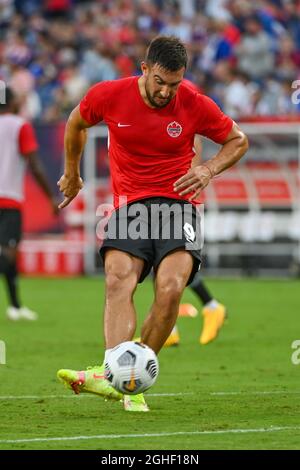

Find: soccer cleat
135;326;180;348
163;325;180;347
19;306;38;321
178;303;198;318
199;302;226;345
6;306;21;321
123;393;149;412
57;365;123;401
6;306;38;321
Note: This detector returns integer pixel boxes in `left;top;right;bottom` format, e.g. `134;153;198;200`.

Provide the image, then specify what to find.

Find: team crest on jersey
167;121;182;138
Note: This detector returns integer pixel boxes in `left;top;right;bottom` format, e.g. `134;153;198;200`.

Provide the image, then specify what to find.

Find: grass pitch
0;276;299;450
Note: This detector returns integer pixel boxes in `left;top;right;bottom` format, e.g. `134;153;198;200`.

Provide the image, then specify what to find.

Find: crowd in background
1;0;300;122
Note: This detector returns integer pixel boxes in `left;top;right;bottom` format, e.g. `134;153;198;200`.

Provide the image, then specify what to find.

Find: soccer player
57;36;248;411
0;88;58;320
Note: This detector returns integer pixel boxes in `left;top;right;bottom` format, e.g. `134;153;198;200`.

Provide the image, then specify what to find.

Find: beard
145;83;172;108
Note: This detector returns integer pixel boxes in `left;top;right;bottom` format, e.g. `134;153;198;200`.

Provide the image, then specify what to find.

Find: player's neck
138;76;156;109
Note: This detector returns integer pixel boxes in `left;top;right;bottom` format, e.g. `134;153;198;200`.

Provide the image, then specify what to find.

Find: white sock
104;348;112;364
205;300;219;310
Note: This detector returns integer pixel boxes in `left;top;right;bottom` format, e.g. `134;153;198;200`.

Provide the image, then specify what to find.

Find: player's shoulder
87;77;137;98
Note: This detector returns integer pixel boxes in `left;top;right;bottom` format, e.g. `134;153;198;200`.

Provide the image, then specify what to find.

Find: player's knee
105;269;138;297
156;276;185;305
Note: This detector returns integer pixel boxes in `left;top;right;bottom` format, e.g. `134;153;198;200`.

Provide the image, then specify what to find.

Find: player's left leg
150;198;201;348
141;250;193;353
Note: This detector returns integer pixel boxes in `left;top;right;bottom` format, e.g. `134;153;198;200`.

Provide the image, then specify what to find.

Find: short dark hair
0;86;15;112
145;36;188;71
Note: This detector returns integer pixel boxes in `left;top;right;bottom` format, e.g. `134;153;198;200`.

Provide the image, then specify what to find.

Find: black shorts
100;197;202;284
0;208;22;247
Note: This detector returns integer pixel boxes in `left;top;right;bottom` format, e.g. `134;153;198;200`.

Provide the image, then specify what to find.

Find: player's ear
141;62;149;77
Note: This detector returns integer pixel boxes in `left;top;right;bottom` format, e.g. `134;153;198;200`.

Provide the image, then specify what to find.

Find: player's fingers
57;181;68;193
173;171;194;187
179;183;199;196
174;176;197;191
188;189;202;202
58;196;74;209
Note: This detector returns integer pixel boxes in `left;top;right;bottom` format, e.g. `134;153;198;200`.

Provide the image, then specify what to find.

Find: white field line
0;392;192;400
1;426;300;444
210;391;300;396
0;390;299;400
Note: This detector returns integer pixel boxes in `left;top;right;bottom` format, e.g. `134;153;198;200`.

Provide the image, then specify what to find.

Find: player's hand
57;174;83;209
173;165;213;201
50;197;60;215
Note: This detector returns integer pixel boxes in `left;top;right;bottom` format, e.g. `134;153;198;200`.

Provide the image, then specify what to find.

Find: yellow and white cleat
163;325;180;347
123;393;149;412
199;302;226;345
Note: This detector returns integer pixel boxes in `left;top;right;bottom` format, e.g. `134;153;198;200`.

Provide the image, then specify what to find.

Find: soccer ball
104;341;159;395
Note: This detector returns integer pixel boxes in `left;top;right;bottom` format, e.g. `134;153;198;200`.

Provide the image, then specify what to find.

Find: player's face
142;63;185;108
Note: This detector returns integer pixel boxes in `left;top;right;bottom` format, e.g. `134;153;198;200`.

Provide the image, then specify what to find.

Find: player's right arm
58;105;92;209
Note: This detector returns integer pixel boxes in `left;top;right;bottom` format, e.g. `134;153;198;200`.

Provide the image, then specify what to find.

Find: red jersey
80;77;233;208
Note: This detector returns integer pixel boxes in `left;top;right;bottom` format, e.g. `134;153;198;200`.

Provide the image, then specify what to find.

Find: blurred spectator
198;18;235;73
235;15;275;79
0;0;14;26
80;46;117;84
61;63;89;108
223;69;253;119
160;7;193;43
0;0;298;121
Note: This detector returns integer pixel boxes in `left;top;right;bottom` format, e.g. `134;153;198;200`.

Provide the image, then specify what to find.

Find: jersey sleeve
18;122;39;156
79;81;112;125
195;95;234;144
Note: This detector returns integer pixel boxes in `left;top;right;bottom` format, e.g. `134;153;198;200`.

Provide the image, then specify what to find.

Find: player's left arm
174;122;248;201
190;134;202;168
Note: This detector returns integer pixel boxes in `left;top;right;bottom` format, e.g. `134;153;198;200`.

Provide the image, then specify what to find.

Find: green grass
0;277;300;450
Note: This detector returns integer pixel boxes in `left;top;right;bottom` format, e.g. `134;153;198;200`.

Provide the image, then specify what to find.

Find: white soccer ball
104;341;159;395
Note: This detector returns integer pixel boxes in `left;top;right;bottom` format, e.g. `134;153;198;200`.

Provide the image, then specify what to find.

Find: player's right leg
57;364;123;401
57;250;144;404
99;208;154;411
102;249;145;349
58;199;156;410
102;249;150;411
